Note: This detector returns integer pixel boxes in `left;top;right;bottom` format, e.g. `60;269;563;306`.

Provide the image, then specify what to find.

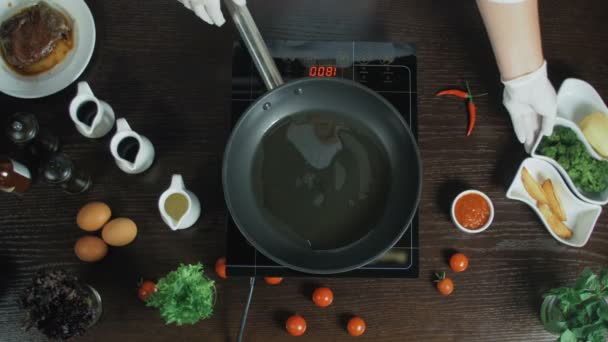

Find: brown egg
102;218;137;246
74;236;108;262
77;202;112;231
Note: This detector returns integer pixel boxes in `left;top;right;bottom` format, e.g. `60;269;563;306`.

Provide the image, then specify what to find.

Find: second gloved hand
178;0;246;27
502;61;557;153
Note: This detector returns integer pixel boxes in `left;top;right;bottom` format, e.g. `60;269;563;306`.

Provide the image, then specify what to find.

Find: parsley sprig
146;263;215;325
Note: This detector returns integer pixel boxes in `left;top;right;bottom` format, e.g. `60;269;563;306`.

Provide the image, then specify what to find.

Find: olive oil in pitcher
164;193;190;221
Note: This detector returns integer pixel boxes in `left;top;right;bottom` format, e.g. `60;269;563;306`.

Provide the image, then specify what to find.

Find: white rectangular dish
507;158;602;247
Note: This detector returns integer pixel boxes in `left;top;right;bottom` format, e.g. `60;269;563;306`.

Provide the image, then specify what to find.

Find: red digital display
309;66;337;77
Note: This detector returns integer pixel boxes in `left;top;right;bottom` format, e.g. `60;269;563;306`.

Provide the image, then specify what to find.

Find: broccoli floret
539;127;608;193
561;127;580;144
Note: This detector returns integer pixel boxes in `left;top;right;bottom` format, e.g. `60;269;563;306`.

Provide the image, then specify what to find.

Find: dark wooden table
1;0;607;341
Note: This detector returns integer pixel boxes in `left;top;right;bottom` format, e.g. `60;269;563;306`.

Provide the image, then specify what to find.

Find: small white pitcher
69;82;116;138
158;175;201;230
110;118;155;174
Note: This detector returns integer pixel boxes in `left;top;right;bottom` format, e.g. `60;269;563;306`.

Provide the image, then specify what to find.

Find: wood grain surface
1;0;607;341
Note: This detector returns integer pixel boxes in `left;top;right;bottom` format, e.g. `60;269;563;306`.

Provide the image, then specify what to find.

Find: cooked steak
0;2;72;69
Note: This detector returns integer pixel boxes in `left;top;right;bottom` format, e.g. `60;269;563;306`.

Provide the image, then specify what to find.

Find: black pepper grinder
40;153;91;194
5;113;60;155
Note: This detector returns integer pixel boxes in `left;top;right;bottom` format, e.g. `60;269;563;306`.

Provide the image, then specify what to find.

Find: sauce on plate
10;36;74;75
0;2;74;76
454;193;491;230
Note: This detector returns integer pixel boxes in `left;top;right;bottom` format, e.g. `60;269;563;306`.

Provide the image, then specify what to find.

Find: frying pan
223;2;422;274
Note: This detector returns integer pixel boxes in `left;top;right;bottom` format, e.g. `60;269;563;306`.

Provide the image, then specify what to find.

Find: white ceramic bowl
0;0;96;98
506;158;602;247
557;78;608;125
531;117;608;206
557;78;608;161
451;190;495;234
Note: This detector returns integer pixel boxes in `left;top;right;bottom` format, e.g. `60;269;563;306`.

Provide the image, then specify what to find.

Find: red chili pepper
436;89;469;99
465;81;476;136
437;83;484;137
467;99;476;137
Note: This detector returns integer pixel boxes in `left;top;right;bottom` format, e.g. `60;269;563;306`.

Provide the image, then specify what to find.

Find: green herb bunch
543;268;608;342
146;263;215;326
539;127;608;193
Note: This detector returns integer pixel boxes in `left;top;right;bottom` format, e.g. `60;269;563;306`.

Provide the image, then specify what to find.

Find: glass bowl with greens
531;117;608;206
20;269;102;340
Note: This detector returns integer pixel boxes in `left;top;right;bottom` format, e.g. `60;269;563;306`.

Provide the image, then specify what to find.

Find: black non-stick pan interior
223;77;421;274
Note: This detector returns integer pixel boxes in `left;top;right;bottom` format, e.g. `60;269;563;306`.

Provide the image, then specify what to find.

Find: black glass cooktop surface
227;40;418;278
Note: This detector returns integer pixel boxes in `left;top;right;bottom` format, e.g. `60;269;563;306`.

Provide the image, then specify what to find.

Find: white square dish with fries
507;158;602;247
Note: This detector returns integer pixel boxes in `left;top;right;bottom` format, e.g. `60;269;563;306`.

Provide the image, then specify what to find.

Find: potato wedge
537;203;573;240
542;180;567;222
522;167;548;204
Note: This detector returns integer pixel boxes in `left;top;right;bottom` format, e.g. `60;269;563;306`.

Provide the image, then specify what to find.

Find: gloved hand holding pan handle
177;0;245;27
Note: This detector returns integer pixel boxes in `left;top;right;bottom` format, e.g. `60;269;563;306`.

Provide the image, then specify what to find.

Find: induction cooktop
226;40;418;278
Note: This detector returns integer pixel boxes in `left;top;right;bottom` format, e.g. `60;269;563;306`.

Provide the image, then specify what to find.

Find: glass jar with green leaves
20;269;102;340
541;268;608;342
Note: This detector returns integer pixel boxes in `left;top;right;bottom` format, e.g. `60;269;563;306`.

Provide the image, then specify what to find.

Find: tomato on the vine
435;272;454;296
286;315;307;336
264;277;283;285
312;287;334;307
347;317;366;336
450;253;469;273
138;281;157;301
215;257;227;279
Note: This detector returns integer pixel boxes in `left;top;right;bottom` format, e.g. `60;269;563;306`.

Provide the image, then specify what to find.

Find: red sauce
454;193;491;230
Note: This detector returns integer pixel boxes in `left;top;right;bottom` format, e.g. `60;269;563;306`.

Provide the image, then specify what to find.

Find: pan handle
224;1;284;90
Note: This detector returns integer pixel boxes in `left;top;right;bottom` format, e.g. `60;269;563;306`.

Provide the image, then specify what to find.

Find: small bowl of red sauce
451;190;494;233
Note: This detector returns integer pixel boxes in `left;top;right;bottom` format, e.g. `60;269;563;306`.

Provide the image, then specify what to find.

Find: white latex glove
177;0;246;27
502;61;557;153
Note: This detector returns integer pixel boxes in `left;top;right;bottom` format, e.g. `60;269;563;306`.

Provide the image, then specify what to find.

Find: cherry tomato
215;257;227;279
347;317;366;337
435;272;454;296
312;287;334;307
264;277;283;285
450;253;469;273
138;281;157;302
286;315;307;336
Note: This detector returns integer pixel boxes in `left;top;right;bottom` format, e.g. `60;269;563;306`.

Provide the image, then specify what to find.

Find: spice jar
5;113;60;155
0;156;32;193
40;153;91;194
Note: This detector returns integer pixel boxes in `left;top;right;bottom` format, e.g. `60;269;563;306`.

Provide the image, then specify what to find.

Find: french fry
521;167;548;204
542;180;567;222
537;203;573;240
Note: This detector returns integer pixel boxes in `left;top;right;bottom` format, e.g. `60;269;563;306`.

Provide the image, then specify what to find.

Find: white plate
556;78;608;159
0;0;96;98
507;158;602;247
531;117;608;206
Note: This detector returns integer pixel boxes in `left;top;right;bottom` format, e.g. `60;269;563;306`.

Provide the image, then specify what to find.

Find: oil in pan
252;111;391;250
